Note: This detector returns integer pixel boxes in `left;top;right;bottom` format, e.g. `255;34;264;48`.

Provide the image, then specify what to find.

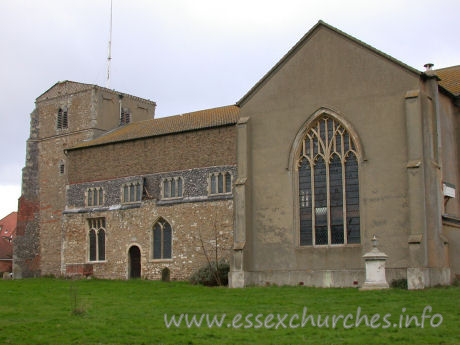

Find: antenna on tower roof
106;0;113;88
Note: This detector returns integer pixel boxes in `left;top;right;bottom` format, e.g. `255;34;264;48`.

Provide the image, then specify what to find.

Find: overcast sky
0;0;459;219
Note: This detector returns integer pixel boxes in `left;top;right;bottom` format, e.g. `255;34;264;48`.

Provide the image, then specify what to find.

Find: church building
14;21;460;289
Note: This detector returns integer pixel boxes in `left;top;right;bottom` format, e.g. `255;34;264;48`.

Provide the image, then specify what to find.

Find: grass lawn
0;278;458;344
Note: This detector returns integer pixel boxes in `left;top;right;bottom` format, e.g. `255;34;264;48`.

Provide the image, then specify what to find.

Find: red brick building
0;212;17;273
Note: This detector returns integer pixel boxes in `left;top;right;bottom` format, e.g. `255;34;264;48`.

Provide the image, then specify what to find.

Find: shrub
190;260;230;286
391;278;408;289
161;267;170;282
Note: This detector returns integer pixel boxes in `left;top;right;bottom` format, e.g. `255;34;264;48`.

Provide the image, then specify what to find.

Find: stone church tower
14;81;156;277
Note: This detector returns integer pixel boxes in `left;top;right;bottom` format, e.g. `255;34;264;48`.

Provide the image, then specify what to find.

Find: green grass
0;279;458;344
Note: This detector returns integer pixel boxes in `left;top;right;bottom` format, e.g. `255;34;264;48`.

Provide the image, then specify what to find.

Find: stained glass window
298;116;360;246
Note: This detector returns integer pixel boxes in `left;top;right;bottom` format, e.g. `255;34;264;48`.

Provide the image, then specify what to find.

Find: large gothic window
297;116;360;246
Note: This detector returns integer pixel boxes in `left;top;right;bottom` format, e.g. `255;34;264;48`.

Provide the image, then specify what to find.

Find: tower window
59;161;65;175
57;107;68;130
120;108;131;125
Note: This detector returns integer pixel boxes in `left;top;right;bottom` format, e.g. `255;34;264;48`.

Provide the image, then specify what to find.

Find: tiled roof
0;212;17;239
70;105;239;150
436;65;460;96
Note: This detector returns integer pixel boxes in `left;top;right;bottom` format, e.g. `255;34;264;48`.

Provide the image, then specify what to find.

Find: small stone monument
360;235;389;290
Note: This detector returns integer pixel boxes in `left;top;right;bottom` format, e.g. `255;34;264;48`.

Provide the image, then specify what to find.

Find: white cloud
0;185;20;220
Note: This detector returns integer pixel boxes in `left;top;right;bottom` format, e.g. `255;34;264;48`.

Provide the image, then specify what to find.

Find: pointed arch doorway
128;245;141;279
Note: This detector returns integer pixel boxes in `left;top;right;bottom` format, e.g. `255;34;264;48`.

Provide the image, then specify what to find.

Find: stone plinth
360;236;389;290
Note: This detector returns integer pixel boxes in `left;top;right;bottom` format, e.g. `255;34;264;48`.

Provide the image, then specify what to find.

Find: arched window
57;107;68;130
97;229;105;261
122;182;142;203
89;229;97;261
120;107;131;125
209;171;232;195
88;218;106;261
297;115;360;246
59;160;65;175
162;177;183;199
152;218;172;259
87;187;104;207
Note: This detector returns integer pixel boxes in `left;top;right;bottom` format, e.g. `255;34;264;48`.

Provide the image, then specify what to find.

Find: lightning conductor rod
106;0;113;88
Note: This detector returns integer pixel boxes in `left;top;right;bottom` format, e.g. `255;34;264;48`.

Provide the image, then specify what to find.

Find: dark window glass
136;184;141;201
299;159;312;245
153;223;162;259
314;157;328;245
89;229;96;261
336;132;342;153
218;173;223;193
319;119;326;143
171;179;176;197
163;180;170;198
327;118;334;142
225;172;231;193
59;163;65;175
88;190;93;206
129;184;134;201
178;178;183;197
163;222;172;259
98;229;105;261
313;136;318;156
123;185;129;202
299;117;360;246
57;108;63;129
211;175;216;194
344;132;350;152
329;155;344;244
62;109;68;128
346;154;360;244
98;189;103;205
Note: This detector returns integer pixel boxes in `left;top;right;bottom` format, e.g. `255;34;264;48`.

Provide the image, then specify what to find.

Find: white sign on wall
443;182;456;198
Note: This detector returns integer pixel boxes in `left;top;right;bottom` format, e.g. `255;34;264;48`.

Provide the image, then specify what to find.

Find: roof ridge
68;105;239;151
114;104;239;127
435;65;460;71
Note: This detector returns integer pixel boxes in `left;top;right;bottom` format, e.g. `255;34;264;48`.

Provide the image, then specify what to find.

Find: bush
190;260;230;286
391;278;408;289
